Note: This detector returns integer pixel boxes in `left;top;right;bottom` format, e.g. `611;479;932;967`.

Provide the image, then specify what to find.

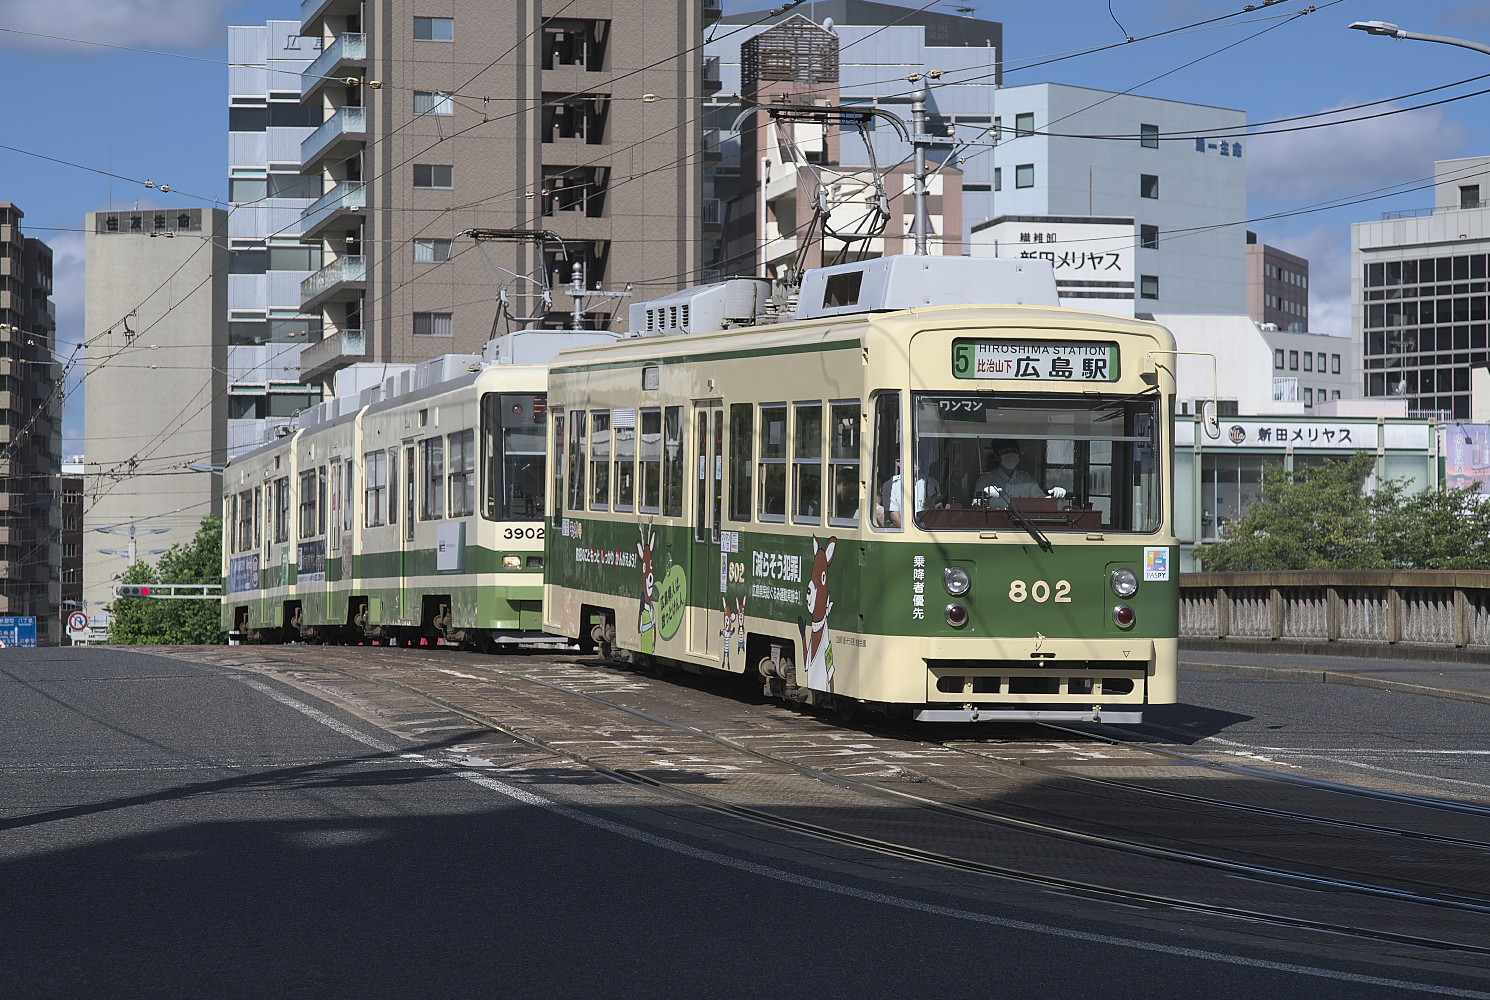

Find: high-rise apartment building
83;209;229;626
295;0;706;396
1353;156;1490;420
0;203;60;644
226;20;324;458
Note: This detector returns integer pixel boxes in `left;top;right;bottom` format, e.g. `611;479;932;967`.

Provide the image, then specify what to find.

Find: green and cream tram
543;256;1178;722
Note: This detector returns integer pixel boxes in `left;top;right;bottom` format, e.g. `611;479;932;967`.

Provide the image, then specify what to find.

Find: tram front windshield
482;392;547;521
909;392;1161;532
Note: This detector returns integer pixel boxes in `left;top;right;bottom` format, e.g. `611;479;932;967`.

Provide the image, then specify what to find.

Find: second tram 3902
543;256;1179;722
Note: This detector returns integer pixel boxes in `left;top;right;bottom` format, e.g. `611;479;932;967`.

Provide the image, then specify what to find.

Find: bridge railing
1179;571;1490;650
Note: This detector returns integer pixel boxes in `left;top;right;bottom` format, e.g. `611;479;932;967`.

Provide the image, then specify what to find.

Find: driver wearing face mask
972;439;1066;504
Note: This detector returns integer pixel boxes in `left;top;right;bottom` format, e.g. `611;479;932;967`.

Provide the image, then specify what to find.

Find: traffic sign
68;611;89;632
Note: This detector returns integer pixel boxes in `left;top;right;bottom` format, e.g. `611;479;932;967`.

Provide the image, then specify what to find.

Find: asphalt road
3;646;1486;1000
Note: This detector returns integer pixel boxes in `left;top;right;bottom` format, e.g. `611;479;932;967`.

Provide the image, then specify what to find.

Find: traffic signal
118;585;153;598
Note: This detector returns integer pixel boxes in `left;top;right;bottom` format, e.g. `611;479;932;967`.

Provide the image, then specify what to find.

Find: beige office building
83;209;229;626
295;0;708;393
0;203;61;644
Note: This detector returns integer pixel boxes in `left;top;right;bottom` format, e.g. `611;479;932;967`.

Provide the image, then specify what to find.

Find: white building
1352;156;1490;420
226;21;324;458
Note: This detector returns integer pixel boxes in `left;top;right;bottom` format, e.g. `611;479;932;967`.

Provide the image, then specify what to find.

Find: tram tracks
179;645;1490;962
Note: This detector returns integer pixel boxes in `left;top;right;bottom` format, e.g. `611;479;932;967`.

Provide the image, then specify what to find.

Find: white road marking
233;673;1490;998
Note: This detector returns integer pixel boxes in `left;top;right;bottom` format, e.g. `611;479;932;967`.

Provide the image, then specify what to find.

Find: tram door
686;402;724;657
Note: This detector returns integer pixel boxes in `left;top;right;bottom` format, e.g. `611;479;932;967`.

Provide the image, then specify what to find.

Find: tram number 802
1009;579;1072;603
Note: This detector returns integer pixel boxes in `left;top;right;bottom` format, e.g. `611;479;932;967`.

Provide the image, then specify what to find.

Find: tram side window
727;403;752;521
614;408;635;512
448;429;475;517
590;410;611;509
663;405;684;517
567;411;587;511
364;450;387;526
552;410;566;519
405;446;416;540
343;460;355;532
236;489;254;551
387;448;399;525
298;468;318;537
871;392;901;530
253;487;262;549
759;404;787;521
793;401;823;524
318;466;328;536
639;408;662;514
274;476;290;542
420;437;445;519
829;400;860;527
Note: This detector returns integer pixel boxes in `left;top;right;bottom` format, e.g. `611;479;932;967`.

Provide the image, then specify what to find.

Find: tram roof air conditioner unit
795;255;1059;320
629;277;771;336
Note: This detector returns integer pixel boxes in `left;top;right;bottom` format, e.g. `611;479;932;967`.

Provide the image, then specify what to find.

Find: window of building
1332;354;1341;374
413;312;453;337
1140;123;1159;148
1140;224;1158;250
413;164;454;189
414;16;454;40
1303;352;1313;372
1274;348;1284;369
1461;184;1481;210
1140;274;1158;299
1304;387;1314;406
993;167;1001;191
414;239;453;263
1015;164;1034;188
1289;350;1299;370
1015;112;1034;136
1140;174;1159;199
414;91;454;116
1317;352;1326;371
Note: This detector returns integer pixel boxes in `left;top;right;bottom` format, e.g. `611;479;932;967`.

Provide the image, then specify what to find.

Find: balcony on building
298;328;366;385
300;254;365;312
702;198;723;231
702;127;723;164
703;0;723;24
300;106;366;174
302;32;366;101
300;180;366;242
300;0;359;32
703;55;722;94
1272;377;1299;402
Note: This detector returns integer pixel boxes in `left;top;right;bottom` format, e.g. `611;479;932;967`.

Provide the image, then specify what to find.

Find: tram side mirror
1201;399;1221;440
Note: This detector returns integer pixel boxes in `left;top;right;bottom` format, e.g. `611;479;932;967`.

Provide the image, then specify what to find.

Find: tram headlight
1110;568;1139;598
946;603;969;628
1113;604;1136;629
943;565;971;596
502;554;523;569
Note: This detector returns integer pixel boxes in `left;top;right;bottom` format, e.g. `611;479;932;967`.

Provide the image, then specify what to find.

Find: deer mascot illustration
636;524;658;654
800;536;837;691
720;596;747;670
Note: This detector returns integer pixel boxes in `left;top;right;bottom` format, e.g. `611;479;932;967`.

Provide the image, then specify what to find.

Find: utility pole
910;80;930;256
94;523;171;565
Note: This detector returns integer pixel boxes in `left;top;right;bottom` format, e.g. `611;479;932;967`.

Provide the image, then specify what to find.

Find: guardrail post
1215;587;1229;638
1326;587;1341;642
1454;588;1469;648
1269;587;1283;640
1387;587;1401;644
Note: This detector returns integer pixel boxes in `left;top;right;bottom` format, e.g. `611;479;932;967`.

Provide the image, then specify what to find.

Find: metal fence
1180;571;1490;650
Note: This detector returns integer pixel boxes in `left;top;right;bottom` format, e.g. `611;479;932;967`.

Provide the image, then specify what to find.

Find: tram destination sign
953;339;1119;382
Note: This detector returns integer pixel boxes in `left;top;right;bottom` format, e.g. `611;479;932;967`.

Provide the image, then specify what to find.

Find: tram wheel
834;696;860;723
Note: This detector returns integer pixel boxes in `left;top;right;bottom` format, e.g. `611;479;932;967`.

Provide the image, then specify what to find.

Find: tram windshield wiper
1004;500;1053;552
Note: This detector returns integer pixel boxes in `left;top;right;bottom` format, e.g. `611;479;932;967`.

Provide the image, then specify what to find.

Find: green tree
1374;480;1490;569
107;515;226;645
1195;452;1387;571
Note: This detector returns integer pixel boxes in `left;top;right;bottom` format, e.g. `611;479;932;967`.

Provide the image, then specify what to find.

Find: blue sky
1;0;1488;456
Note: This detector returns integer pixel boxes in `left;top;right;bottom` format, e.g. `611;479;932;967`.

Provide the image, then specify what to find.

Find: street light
1348;20;1490;57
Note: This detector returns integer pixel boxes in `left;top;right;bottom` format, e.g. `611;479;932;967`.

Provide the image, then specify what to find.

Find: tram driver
972;439;1066;507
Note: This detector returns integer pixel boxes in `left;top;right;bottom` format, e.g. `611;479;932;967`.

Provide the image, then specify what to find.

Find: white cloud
0;0;239;53
1248;103;1472;209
